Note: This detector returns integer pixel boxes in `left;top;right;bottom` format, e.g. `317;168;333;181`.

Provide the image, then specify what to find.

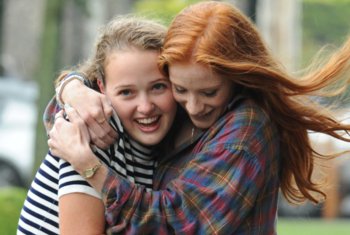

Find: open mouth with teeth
135;116;161;132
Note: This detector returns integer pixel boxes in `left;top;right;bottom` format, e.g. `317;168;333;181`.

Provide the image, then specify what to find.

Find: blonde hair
159;1;350;204
57;15;167;89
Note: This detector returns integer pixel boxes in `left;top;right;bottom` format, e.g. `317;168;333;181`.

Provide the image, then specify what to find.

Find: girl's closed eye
173;85;186;94
203;90;217;97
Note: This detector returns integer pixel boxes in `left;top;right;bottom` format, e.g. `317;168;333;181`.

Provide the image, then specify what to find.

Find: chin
138;136;163;146
191;120;212;129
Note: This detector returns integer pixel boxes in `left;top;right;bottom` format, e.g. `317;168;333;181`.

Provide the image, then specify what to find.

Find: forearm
83;163;109;193
47;72;116;149
59;193;105;235
43;72;89;133
59;78;87;106
95;147;263;234
58;157;106;234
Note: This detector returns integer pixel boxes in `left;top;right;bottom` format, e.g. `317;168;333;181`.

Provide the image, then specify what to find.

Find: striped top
17;112;157;235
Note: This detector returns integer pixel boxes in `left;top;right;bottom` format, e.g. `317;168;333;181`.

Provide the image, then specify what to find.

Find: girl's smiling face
169;61;233;129
98;49;177;146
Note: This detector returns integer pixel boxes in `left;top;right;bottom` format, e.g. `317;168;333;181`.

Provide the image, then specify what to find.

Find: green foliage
302;1;350;66
0;187;27;235
73;0;90;17
133;0;200;25
302;0;350;103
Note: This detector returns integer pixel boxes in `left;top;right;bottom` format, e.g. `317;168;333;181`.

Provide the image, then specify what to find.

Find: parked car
0;77;38;188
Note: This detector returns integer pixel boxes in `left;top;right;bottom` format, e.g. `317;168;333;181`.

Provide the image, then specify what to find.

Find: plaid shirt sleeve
102;100;279;234
43;96;61;135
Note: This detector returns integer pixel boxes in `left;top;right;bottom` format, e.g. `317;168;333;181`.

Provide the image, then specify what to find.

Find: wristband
55;72;90;108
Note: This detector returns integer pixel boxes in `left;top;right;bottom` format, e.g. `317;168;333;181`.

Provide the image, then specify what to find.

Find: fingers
101;98;113;121
63;93;117;149
64;104;91;139
65;103;115;149
47;124;58;155
81;96;111;125
54;110;64;122
101;98;118;141
89;132;111;149
54;110;66;124
64;104;82;123
88;121;117;149
48;106;92;159
81;100;117;149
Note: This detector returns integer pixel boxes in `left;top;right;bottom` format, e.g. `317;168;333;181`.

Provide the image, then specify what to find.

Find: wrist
61;79;84;105
85;164;108;193
73;148;99;174
55;72;90;107
82;160;102;179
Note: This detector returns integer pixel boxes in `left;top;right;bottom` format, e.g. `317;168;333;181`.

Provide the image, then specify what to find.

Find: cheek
172;92;186;104
217;87;233;105
109;98;133;121
213;98;228;110
157;92;177;113
114;106;134;128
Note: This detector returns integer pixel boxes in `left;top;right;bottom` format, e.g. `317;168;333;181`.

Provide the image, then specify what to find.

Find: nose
137;95;155;114
185;95;204;116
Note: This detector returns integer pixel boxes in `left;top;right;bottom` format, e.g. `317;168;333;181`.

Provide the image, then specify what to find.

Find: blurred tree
133;0;255;26
247;0;257;22
32;0;65;175
0;0;3;68
302;0;350;106
32;0;136;177
256;0;301;71
228;0;256;21
302;0;350;66
133;0;200;25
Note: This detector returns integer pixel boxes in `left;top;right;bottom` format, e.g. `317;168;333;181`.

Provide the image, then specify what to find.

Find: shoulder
195;99;280;179
212;98;273;137
205;98;279;155
229;98;271;134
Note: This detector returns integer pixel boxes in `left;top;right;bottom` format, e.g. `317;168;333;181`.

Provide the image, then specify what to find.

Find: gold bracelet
82;160;103;179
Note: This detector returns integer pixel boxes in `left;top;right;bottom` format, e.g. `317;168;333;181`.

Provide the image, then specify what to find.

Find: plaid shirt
102;97;280;235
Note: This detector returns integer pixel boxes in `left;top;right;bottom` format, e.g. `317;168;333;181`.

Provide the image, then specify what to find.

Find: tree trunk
32;0;64;177
256;0;302;71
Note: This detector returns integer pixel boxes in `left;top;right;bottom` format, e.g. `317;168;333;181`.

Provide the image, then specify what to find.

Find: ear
97;79;105;94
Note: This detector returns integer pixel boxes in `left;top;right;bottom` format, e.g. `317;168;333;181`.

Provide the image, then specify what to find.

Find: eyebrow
194;84;223;92
151;77;169;83
112;77;169;90
198;85;220;92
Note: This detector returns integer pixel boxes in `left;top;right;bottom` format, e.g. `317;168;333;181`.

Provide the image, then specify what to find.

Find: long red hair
159;1;350;204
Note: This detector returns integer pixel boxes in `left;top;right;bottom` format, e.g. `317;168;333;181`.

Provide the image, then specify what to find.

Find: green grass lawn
0;187;27;235
278;218;350;235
